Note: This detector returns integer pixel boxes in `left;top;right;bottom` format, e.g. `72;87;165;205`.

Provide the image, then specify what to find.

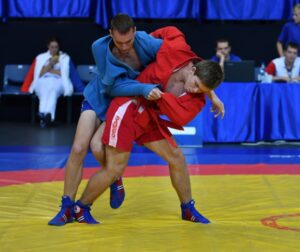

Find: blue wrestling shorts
81;100;94;112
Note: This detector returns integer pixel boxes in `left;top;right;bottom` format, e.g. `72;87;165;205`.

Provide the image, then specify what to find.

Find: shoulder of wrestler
135;31;162;45
91;35;111;54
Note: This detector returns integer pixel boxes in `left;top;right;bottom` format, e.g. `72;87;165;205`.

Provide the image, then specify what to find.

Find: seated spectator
265;42;300;83
277;3;300;57
21;37;84;127
210;38;241;70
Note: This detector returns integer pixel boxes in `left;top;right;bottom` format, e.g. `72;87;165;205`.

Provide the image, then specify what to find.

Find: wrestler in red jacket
103;26;223;151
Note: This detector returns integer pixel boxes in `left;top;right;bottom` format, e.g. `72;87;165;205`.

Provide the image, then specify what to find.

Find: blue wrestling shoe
48;196;74;226
74;200;99;224
181;200;210;224
110;177;125;209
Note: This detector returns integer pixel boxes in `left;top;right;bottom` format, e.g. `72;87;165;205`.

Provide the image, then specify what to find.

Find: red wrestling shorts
102;97;169;152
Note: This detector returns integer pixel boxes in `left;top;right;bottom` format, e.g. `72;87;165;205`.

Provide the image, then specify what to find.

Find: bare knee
167;147;186;167
71;141;89;156
165;148;188;173
90;142;103;158
106;164;125;180
90;141;105;164
105;145;130;180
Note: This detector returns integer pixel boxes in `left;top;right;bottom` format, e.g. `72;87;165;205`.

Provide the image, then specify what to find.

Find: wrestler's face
184;68;211;94
48;41;59;56
110;27;136;55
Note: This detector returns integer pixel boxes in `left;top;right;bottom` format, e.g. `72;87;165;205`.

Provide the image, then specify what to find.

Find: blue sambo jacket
83;31;162;120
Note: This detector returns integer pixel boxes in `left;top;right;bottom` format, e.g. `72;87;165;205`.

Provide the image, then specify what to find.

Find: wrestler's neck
173;61;194;82
166;62;194;96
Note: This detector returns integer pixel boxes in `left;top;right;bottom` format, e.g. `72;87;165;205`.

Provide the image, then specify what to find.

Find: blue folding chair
1;64;36;123
76;65;97;85
2;64;30;93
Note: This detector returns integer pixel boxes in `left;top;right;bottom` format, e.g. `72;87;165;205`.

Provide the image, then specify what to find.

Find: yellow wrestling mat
0;175;300;252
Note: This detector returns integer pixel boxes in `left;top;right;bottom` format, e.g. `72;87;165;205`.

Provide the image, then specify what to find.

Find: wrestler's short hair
194;60;224;90
110;13;135;34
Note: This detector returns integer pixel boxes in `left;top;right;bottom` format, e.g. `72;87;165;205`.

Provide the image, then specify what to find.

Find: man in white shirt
266;42;300;83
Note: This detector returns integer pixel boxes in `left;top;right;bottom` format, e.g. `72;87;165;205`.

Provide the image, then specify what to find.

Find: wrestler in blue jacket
83;31;162;120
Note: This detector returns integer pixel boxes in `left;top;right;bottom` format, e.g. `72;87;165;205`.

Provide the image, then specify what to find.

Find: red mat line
1;164;300;186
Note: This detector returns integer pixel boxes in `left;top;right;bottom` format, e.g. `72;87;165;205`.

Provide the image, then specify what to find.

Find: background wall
0;18;284;122
0;19;283;87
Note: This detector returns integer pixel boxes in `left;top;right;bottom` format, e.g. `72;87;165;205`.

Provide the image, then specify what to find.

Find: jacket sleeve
157;93;206;126
109;76;161;98
150;26;185;41
138;31;163;60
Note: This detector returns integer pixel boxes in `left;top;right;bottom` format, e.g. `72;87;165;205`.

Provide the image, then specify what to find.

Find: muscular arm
205;90;225;118
109;76;161;99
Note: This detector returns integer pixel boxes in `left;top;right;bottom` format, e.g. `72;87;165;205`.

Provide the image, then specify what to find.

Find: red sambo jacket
135;26;206;146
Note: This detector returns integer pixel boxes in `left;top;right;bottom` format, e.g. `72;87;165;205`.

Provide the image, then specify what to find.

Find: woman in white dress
29;38;73;127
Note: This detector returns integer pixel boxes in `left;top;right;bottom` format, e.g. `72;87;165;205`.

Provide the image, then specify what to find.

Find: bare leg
90;122;125;209
49;110;101;226
79;145;130;205
144;139;191;203
90;122;106;166
144;139;210;224
64;110;100;200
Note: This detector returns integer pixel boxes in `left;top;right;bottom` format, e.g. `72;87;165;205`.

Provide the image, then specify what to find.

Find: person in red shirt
73;27;224;225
